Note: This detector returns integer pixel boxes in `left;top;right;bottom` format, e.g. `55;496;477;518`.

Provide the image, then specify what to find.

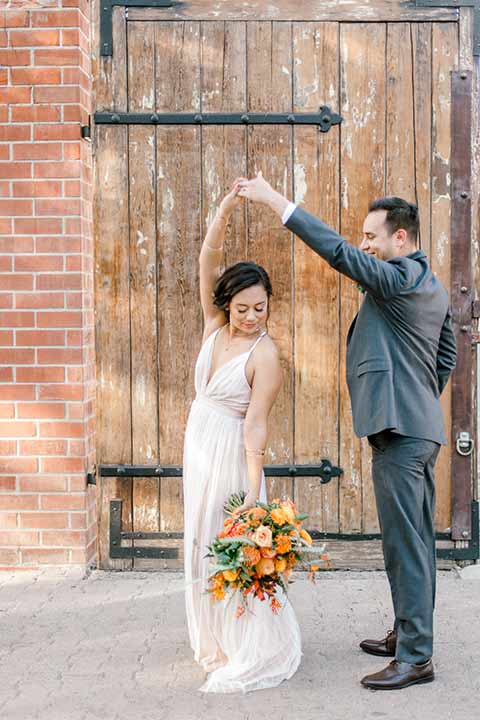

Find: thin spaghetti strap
246;331;267;359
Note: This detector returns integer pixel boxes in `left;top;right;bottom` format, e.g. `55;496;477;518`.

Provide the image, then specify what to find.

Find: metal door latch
456;431;474;456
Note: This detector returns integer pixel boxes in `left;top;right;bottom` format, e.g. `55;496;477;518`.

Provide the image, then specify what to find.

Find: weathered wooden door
93;1;475;569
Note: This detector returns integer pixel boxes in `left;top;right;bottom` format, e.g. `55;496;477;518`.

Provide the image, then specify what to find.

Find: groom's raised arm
237;174;421;301
284;205;420;301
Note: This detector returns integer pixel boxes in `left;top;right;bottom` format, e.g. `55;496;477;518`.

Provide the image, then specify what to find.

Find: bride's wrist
216;209;230;223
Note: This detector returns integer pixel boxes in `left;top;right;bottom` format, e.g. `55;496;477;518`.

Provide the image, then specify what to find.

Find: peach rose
252;524;272;548
256;557;275;576
275;557;287;573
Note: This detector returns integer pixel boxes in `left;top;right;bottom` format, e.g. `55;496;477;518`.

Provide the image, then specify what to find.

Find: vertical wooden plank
93;6;128;113
293;22;340;532
155;22;202;561
247;21;294;501
127;22;160;568
431;23;458;531
201;21;247;266
94;10;133;568
340;23;386;533
411;23;432;254
386;23;415;201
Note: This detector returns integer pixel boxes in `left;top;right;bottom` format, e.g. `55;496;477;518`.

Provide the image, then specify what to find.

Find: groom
236;173;457;690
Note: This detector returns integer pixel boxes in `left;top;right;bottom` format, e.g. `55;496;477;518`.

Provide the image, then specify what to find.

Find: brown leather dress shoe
361;660;435;690
359;630;397;657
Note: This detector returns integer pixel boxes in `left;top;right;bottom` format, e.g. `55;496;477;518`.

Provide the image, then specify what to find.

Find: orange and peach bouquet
205;494;328;617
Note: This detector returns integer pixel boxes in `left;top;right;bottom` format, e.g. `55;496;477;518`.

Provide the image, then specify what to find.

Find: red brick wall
0;1;96;568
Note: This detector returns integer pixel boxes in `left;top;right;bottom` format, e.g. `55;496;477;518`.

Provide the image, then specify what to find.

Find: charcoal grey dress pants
368;430;441;664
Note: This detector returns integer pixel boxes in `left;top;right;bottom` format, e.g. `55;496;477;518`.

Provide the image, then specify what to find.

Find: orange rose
260;547;277;559
231;522;249;536
270;507;287;526
248;507;267;523
242;546;261;566
275;557;287;572
256;557;275;576
252;524;272;548
275;535;292;554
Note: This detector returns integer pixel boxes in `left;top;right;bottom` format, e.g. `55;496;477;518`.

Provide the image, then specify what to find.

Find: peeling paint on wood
129;1;458;23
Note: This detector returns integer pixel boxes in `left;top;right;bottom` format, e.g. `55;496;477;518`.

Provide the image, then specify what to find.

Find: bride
183;181;302;693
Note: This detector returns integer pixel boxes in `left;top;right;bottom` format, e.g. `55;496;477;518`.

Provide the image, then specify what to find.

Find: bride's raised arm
199;182;244;339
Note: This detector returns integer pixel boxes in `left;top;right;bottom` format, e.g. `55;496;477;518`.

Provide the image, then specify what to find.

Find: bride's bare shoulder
254;334;281;366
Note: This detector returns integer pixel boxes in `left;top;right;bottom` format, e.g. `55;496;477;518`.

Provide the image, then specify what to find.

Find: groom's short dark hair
368;196;419;244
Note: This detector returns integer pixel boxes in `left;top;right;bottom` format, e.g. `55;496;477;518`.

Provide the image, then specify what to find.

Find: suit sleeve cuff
281;202;297;225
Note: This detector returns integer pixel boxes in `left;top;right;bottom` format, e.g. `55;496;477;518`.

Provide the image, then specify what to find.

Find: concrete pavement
0;568;478;720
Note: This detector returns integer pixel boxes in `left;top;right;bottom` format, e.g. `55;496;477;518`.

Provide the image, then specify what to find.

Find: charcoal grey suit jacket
286;207;457;445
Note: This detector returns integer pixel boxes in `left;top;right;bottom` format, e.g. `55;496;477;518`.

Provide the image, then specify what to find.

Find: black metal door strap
102;464;479;561
94;107;343;133
101;461;342;483
100;0;174;56
415;1;480;57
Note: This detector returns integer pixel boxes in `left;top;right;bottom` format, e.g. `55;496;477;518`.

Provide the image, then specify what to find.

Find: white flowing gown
183;327;302;693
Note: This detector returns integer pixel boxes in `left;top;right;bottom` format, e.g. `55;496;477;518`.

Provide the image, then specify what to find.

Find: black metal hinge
94;107;343;132
415;1;480;56
80;115;91;141
100;0;174;56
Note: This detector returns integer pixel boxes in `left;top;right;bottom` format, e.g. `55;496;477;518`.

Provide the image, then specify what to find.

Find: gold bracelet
245;448;265;456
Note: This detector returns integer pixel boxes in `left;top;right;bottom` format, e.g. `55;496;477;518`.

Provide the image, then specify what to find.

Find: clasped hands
218;172;290;219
